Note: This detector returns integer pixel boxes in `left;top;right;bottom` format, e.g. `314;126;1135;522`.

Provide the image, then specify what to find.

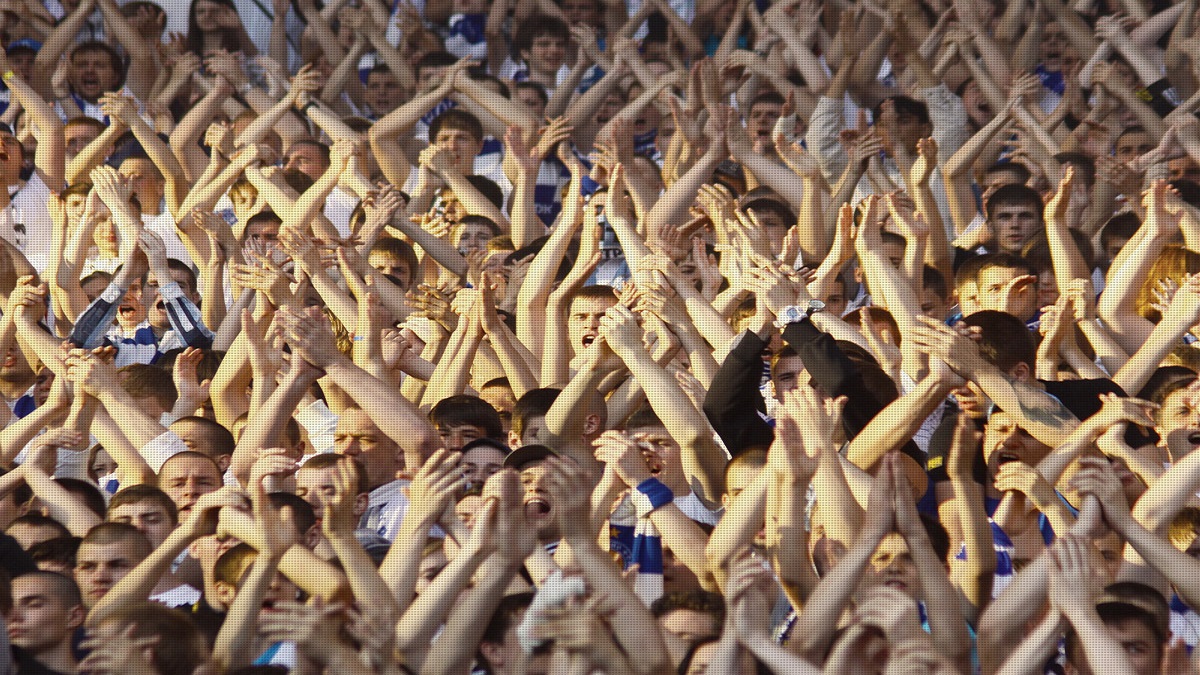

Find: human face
747;102;783;146
158;455;223;516
335;408;402;488
90;448;117;481
146;267;196;329
659;609;719;646
1115;130;1154;165
519;462;558;539
629;426;686;491
365;71;404;115
434;128;482;173
523;35;567;76
919;286;949;320
1155;387;1200;461
415;547;447;596
118;157;164;214
866;533;922;599
0;341;34;384
515;87;546;119
1040;22;1068;71
983;412;1052;479
284;144;330;180
70;48;119;101
976;265;1038;321
461;445;505;488
193;0;223;32
0;132;23;179
75;542;142;607
771;355;804;399
243;217;281;251
7;576;82;652
456;221;494;255
65;123;99;160
747;207;790;254
989;203;1041;254
437;423;488;452
567;295;616;354
368;251;413;290
109;502;176;549
1066;616;1162;675
295;466;340;521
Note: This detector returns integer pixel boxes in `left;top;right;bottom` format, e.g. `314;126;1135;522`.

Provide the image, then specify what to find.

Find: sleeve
68;280;126;349
701;330;775;456
922;83;970;161
294;399;339;455
157;281;214;349
781;317;926;464
803;95;849;182
139;430;189;472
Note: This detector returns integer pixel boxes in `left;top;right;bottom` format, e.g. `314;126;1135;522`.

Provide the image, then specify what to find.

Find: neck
0;376;32;402
31;641;78;674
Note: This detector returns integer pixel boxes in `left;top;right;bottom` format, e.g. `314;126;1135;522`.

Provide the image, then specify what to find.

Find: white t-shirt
2;172;53;272
360;478;411;542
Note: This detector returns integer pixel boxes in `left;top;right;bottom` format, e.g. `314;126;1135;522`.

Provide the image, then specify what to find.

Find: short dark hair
170;416;236;461
70;41;126;87
26;537;81;570
961;310;1037;373
512;14;569;57
109;485;179;525
81;522;151;559
511;388;561;439
983;161;1032;186
872;95;930;126
300;454;369;496
13;570;82;607
429;108;484;146
56;479;107;520
429;395;505;440
513;81;548;107
985;184;1044;221
119;363;177;411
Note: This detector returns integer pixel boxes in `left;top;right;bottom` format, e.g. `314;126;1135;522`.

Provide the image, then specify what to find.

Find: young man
74;523;153;610
7;571;87;675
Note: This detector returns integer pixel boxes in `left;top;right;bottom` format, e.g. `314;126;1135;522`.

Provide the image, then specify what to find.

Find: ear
508;431;521;451
214;581;237;607
305;524;322;550
215;454;232;473
479;640;505;669
1009;361;1031;382
582;414;601;436
353;493;369;518
66;604;86;630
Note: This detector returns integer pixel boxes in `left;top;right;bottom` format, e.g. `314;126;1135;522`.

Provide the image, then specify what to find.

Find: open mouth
525;497;551;518
1188;432;1200;445
581;335;596;347
996;452;1021;465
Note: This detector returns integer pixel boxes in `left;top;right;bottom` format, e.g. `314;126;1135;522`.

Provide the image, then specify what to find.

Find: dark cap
503;444;557;471
739;188;796;225
462;437;510;457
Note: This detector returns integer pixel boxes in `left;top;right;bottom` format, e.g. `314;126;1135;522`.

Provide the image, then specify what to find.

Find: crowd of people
0;0;1194;672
